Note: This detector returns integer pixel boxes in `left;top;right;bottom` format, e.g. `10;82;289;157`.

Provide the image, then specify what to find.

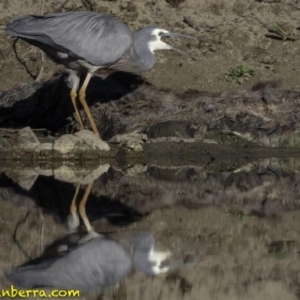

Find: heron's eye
158;31;164;37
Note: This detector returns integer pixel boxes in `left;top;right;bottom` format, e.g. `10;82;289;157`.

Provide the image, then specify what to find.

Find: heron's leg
70;86;85;130
67;183;81;231
78;181;94;232
78;72;100;137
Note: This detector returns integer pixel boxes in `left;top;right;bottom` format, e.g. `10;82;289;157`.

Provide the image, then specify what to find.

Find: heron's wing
6;238;132;290
6;12;133;66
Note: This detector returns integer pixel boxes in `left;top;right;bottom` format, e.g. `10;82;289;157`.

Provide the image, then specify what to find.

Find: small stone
34;143;53;152
109;132;147;152
15;127;40;150
53;134;80;154
74;130;110;152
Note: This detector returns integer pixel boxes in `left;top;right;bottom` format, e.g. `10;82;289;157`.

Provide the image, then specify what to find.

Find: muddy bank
2;155;300;221
1;76;300;150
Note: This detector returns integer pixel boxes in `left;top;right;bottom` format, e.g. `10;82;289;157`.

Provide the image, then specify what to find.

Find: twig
13;39;35;79
13;212;33;259
35;54;45;82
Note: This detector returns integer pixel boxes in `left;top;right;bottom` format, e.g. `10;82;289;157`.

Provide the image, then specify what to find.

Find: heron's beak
161;32;198;61
162;32;198;41
160;259;202;270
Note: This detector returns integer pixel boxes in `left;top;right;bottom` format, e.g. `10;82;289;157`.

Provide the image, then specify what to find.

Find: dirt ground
1;0;300;299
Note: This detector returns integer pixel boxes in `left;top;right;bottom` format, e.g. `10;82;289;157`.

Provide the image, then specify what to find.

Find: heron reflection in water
6;182;176;290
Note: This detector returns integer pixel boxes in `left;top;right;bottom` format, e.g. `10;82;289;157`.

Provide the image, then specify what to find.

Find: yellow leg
70;183;81;216
78;181;94;232
70;88;85;130
68;183;82;231
78;72;100;137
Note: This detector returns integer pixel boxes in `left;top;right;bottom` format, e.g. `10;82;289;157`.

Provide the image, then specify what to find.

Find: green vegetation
226;210;251;222
267;22;297;41
267;240;296;259
225;64;255;84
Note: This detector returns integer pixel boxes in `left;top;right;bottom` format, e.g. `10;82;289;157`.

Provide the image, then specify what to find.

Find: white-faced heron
6;12;197;137
6;229;171;290
6;179;199;290
5;179;174;290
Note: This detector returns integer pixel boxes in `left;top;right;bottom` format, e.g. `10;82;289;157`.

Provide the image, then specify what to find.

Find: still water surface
0;157;300;299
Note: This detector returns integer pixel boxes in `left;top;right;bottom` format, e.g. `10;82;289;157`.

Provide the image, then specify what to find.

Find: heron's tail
6;267;47;288
5;15;68;53
5;15;35;37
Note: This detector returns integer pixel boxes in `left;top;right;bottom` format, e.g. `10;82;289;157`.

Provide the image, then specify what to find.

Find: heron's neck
131;36;156;72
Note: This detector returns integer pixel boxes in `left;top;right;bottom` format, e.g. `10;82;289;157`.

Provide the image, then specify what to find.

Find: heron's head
133;246;172;275
134;27;197;60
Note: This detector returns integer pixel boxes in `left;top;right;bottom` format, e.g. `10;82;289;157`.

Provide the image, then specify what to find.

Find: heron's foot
77;123;86;132
73;114;85;131
109;132;148;152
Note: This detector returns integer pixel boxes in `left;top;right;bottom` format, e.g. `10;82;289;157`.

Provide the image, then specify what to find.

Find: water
1;156;300;299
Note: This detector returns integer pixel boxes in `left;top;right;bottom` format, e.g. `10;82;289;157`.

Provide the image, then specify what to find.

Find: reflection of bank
5;180;173;291
1;163;145;227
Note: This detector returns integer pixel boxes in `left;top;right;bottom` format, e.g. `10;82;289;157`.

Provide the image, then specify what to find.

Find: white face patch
148;248;172;274
147;28;171;53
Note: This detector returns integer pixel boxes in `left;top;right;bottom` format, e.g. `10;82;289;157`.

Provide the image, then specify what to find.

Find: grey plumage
6;12;133;67
6;238;131;290
6;12;197;137
6;231;171;290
